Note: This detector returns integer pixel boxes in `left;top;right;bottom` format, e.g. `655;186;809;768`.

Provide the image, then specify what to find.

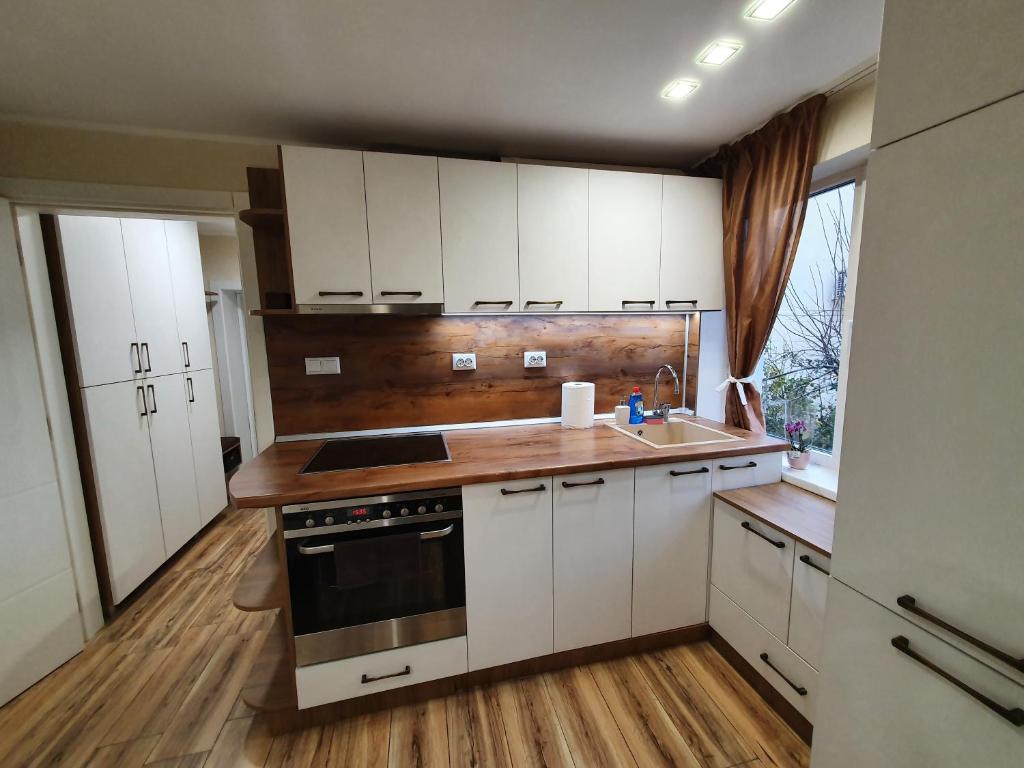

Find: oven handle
297;523;456;555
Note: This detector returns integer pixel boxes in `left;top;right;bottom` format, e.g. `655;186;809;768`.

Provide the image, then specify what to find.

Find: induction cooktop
299;432;451;474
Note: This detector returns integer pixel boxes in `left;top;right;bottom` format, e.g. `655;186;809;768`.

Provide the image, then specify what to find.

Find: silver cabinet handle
297;524;455;555
361;665;411;684
419;524;455;541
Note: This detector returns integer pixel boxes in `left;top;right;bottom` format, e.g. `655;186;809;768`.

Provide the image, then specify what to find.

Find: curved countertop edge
230;417;789;509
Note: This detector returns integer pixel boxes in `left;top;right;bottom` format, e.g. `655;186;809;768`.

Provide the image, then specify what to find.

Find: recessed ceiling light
697;40;743;66
745;0;799;21
661;78;700;100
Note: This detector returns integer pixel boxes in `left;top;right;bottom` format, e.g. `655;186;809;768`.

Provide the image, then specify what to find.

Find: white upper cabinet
438;158;519;313
660;176;724;311
121;219;181;377
872;0;1024;147
58;216;139;387
516;164;588;312
165;221;212;373
363;152;444;304
588;170;662;311
282;146;372;305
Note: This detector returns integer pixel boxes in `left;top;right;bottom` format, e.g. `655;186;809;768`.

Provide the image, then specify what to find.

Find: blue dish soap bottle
628;386;644;424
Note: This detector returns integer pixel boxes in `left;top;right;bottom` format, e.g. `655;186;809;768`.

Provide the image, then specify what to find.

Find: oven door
286;515;466;666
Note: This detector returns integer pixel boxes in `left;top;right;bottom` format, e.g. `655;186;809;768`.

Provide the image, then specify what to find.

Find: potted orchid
784;419;811;470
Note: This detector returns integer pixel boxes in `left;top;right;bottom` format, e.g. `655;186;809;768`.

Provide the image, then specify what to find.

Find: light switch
305;357;341;375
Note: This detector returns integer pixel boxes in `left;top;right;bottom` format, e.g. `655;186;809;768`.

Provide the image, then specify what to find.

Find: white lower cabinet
463;477;553;671
632;461;712;636
710;585;819;722
295;636;468;710
710;500;794;641
788;543;830;670
185;369;228;525
712;452;783;491
553;468;634;651
812;580;1024;767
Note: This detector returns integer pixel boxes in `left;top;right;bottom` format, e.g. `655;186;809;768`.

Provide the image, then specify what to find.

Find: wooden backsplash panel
265;314;701;435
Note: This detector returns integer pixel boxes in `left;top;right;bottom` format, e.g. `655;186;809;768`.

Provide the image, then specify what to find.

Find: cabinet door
121;218;181;377
553;468;634;651
832;93;1024;684
282;146;372;306
517;164;588;312
57;215;139;387
438;158;519;313
812;580;1023;768
165;221;213;372
588;170;662;311
363;152;443;304
788;544;830;670
872;0;1024;147
81;381;165;604
660;176;724;311
185;369;227;526
146;374;201;555
463;477;552;670
632;461;713;636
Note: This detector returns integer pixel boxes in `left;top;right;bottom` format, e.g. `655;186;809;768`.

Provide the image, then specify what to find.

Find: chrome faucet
653;364;681;420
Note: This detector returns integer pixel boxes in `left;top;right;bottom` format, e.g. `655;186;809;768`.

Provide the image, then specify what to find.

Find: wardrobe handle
136;386;147;416
472;300;513;309
379;290;423;297
741;521;785;548
145;384;157;414
665;299;698;307
524;300;564;308
669;467;710;476
561;478;605;488
140;342;152;373
891;636;1024;726
759;653;807;696
896;595;1024;672
621;299;655;307
500;484;547;495
181;341;191;368
719;461;757;471
186;377;195;403
319;291;364;297
131;343;143;374
361;666;411;684
799;554;831;576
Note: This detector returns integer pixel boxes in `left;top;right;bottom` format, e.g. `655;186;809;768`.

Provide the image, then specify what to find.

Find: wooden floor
0;506;810;768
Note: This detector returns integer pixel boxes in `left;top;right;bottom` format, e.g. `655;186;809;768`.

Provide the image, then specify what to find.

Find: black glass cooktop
300;433;450;474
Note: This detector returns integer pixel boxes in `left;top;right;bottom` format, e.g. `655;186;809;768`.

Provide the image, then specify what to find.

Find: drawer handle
140;342;152;373
319;291;364;297
500;484;547;495
896;595;1024;672
524;300;564;308
361;665;412;684
562;478;605;488
891;636;1024;726
759;653;807;696
741;521;785;548
472;300;514;308
669;467;710;476
799;554;830;576
719;461;757;471
665;299;698;307
621;299;656;307
379;290;423;297
131;343;143;374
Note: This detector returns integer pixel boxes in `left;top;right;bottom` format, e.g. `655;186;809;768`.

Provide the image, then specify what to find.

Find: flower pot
787;450;811;470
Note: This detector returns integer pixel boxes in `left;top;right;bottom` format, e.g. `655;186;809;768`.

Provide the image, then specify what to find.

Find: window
762;174;863;468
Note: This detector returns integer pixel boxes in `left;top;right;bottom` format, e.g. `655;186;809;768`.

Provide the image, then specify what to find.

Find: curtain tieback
715;376;754;407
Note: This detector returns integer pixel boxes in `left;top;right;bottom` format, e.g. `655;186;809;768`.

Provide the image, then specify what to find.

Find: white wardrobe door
121;218;181;377
57;215;139;387
165;220;213;372
146;374;201;555
82;380;166;604
185;369;227;525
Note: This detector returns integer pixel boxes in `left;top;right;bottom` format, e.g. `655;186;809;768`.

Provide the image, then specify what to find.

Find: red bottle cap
632;386;641;393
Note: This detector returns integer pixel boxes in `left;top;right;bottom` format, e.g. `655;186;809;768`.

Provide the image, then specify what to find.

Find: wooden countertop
714;482;835;556
230;417;788;508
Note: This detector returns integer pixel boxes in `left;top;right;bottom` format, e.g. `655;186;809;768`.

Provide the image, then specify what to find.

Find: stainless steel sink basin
608;418;742;448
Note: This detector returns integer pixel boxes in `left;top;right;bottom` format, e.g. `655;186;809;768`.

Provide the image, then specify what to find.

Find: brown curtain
694;95;826;432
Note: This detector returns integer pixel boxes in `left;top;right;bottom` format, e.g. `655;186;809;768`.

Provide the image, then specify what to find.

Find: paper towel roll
561;382;595;429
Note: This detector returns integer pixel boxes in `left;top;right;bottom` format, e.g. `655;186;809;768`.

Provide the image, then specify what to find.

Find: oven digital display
348;507;370;518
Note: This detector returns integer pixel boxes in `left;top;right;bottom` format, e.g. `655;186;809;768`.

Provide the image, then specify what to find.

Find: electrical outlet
305;357;341;375
524;350;547;368
452;353;477;371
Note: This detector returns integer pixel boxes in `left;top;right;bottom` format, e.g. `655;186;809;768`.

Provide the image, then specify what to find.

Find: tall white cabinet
54;215;226;605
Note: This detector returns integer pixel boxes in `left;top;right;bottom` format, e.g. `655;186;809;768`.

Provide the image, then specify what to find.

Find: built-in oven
282;488;465;667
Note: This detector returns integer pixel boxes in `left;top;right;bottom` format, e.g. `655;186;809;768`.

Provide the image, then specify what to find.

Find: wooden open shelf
232;539;287;612
239;207;285;229
241;610;297;712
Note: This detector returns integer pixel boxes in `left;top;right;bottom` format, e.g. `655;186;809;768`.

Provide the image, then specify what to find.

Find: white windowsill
782;462;838;501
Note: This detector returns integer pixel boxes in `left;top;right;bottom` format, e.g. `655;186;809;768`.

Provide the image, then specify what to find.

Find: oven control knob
324;516;335;525
304;518;315;528
382;509;392;519
417;505;427;514
434;503;444;513
400;507;410;516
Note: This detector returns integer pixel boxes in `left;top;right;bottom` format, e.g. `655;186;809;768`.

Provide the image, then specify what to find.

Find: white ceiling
0;0;883;168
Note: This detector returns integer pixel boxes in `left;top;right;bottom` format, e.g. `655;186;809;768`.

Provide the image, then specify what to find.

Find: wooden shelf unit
240;163;295;312
239;207;285;229
232;539;287;612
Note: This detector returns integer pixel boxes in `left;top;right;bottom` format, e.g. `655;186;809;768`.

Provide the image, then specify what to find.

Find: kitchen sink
608;418;742;448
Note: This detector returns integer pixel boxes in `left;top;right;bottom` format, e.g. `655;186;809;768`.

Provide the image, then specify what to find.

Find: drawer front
710;585;818;722
711;500;794;641
812;581;1024;768
712;452;783;491
295;636;468;709
789;544;831;670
